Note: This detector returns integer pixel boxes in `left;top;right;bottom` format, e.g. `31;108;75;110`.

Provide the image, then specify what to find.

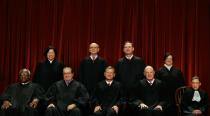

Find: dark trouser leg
106;108;117;116
139;108;163;116
139;109;153;116
0;108;6;116
0;107;18;116
183;113;205;116
94;110;105;116
37;99;48;116
22;106;39;116
45;107;61;116
152;110;162;116
164;105;177;116
67;107;81;116
122;103;136;116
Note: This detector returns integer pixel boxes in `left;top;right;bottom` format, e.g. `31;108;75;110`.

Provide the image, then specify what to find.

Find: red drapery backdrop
0;0;210;98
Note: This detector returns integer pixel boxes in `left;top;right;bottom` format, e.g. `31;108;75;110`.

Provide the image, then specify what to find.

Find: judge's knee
0;107;18;115
25;106;38;113
69;107;81;115
45;107;57;113
107;108;117;116
153;109;163;115
93;110;103;116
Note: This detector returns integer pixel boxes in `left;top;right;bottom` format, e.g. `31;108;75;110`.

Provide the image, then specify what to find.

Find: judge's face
19;70;30;83
89;43;99;55
123;43;134;55
191;79;201;90
63;68;74;81
104;68;115;80
47;49;55;61
144;66;155;81
165;55;173;66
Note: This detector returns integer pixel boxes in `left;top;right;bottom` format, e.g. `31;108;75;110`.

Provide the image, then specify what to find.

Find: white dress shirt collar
21;81;30;85
105;80;113;86
48;59;54;64
90;55;98;60
147;79;155;85
65;79;73;86
192;90;201;102
125;55;133;60
164;64;173;71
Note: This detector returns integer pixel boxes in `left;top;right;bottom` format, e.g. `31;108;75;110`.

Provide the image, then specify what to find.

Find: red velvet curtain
0;0;210;97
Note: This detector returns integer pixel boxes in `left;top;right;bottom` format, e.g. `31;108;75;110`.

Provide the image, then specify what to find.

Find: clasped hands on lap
94;105;119;113
138;103;162;111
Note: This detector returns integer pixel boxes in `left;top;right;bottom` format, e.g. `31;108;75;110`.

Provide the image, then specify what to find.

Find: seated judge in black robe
33;45;64;91
45;67;89;116
92;66;125;116
156;52;185;116
181;76;209;116
0;68;44;116
132;66;166;116
78;43;107;96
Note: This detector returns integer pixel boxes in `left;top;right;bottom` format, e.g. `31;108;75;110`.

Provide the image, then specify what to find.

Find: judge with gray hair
131;66;166;116
0;68;44;116
181;76;209;116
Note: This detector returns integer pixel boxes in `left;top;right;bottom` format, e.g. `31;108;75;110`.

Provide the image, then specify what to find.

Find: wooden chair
175;86;188;116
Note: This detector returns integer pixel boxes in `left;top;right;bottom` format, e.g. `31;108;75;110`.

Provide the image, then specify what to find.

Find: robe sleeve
32;84;45;100
91;83;101;107
73;83;89;108
199;92;209;114
44;84;57;105
1;85;15;102
115;83;126;108
33;62;41;83
181;89;194;113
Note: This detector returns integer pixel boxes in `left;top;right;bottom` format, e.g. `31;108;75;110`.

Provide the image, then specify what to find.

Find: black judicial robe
33;59;64;91
0;82;44;116
181;87;209;116
132;79;167;110
115;56;145;98
78;56;107;95
92;80;125;109
45;80;89;111
156;66;185;115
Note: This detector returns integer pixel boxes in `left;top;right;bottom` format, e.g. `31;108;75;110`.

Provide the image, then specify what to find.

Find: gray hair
192;76;200;82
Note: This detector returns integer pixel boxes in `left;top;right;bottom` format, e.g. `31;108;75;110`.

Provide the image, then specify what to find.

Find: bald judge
78;43;107;96
131;66;167;116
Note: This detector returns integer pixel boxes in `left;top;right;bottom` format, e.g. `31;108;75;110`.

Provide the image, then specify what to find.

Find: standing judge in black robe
0;68;44;116
115;41;145;116
45;67;89;116
181;76;209;116
33;46;64;91
156;53;185;116
78;43;107;96
115;41;145;100
92;66;125;116
132;66;166;116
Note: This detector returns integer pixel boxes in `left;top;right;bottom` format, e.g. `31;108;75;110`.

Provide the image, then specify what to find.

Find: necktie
192;90;201;102
92;56;96;63
149;81;153;86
